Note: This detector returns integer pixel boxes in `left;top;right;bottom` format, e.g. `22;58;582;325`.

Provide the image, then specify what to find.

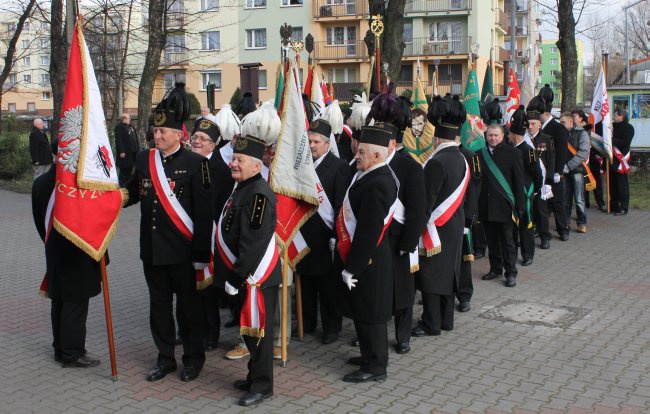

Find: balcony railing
496;8;509;33
162;50;188;66
394;80;464;99
330;82;366;101
312;0;368;18
405;0;471;13
498;46;510;62
313;40;369;61
403;36;472;57
505;0;528;12
166;12;184;27
515;25;528;36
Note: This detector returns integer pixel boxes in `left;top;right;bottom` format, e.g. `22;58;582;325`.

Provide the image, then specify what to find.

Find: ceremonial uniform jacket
459;145;482;227
612;121;634;171
208;147;235;216
125;147;214;266
32;166;102;301
297;151;351;276
542;118;569;175
417;145;466;296
387;149;426;309
336;128;355;162
336;164;397;323
477;142;525;223
516;141;543;192
529;131;555;185
213;174;281;290
114;122;139;169
29;126;52;166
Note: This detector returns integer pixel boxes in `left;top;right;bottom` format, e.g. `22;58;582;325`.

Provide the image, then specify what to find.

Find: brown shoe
273;345;282;360
224;344;250;360
577;225;587;233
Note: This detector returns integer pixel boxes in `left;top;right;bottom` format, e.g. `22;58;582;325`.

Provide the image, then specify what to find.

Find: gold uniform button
154;200;158;204
152;226;157;230
152;209;157;213
152;217;156;221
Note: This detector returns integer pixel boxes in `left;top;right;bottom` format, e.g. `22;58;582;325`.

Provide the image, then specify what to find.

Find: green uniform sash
480;147;518;224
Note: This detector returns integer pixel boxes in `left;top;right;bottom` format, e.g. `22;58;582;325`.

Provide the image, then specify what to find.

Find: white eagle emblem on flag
58;105;83;173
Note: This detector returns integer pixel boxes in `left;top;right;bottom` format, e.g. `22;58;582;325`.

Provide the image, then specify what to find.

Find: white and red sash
216;197;279;338
419;158;470;256
149;149;213;289
336;170;397;263
613;147;631;174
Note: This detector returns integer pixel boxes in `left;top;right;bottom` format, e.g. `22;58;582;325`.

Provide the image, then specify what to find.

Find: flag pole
602;52;611;214
100;256;118;380
280;248;289;367
371;15;384;92
295;273;304;341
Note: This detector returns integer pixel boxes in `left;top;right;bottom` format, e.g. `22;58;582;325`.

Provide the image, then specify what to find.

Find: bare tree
49;0;68;144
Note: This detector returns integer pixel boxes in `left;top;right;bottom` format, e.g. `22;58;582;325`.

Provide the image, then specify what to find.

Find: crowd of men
31;81;635;407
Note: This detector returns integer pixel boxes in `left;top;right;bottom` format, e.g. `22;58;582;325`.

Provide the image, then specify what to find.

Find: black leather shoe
146;364;176;381
62;355;100;368
322;332;339;345
412;325;439;337
458;301;471;312
343;370;387;383
395;342;410;354
224;319;239;328
481;272;500;280
474;250;485;259
180;364;201;382
238;391;272;406
560;233;570;241
540;239;550;249
614;209;628;216
233;379;252;391
204;340;219;352
505;277;517;287
522;258;533;266
347;356;363;366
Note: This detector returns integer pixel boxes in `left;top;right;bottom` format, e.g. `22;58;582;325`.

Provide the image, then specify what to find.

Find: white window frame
27;102;36;112
23;74;31;83
550;47;557;53
550;59;558;66
326;26;355;46
201;31;220;50
258;69;267;89
200;71;222;90
42;91;51;100
281;0;303;6
245;0;266;8
292;26;303;42
23;56;30;66
41;73;50;84
246;29;267;49
40;55;50;65
327;67;356;83
22;39;29;49
8;103;16;113
200;0;219;11
403;22;413;44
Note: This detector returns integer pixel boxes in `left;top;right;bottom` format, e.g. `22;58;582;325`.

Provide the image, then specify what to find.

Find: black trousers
548;179;569;235
420;292;454;334
143;262;205;368
199;285;220;344
243;286;278;394
588;156;605;208
472;221;486;254
51;298;89;363
456;260;474;303
394;306;413;345
353;320;388;375
514;212;535;261
534;195;550;241
117;166;134;187
610;170;630;212
300;273;342;335
485;220;517;279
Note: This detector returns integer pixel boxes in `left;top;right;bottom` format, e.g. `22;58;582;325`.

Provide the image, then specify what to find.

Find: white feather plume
320;100;344;135
350;94;371;130
241;99;281;145
214;104;240;141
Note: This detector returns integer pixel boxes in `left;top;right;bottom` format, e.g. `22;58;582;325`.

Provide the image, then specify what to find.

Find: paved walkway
1;188;649;413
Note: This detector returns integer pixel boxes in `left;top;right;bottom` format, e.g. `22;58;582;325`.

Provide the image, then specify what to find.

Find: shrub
229;87;242;109
187;92;201;115
0;132;32;179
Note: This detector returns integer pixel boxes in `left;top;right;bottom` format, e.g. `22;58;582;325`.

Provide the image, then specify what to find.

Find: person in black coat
114;113;140;185
478;124;525;287
508;107;542;266
29;118;53;179
412;96;468;337
32;163;102;368
124;83;214;383
297;119;351;344
526;105;556;249
335;123;398;383
611;109;634;215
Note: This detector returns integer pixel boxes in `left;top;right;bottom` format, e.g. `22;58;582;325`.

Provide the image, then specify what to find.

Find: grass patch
630;180;650;210
0;174;33;194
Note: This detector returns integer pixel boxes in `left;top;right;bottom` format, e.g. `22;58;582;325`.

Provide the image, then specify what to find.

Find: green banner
481;63;494;103
460;69;485;151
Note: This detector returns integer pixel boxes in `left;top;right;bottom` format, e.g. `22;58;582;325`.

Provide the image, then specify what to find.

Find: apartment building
503;0;542;99
539;39;584;106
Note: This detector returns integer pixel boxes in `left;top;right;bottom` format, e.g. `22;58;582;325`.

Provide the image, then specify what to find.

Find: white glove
341;270;357;290
329;238;336;253
400;250;408;256
540;184;554;200
193;262;209;270
553;173;560;183
224;281;239;296
563;165;570;174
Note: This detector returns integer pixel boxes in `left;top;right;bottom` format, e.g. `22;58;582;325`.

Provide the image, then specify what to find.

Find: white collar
431;141;458;157
541;116;554;129
220;143;233;164
386;149;396;164
356;161;386;181
206;151;213;159
313;152;327;169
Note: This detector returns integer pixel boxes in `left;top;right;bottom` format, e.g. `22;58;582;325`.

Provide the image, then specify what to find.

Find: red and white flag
270;59;320;250
589;64;613;161
503;68;521;125
52;21;125;261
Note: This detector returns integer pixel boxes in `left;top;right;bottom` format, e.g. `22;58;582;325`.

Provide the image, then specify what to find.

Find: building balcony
165;12;184;27
330;82;366;101
404;0;472;15
495;8;509;34
161;51;189;66
312;0;368;20
497;46;510;62
394;79;464;98
403;36;472;57
494;82;504;96
515;25;528;36
504;0;528;12
313;40;369;62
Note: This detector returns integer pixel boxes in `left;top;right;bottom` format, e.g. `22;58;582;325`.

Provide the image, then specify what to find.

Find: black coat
459;145;482;227
114;122;139;169
29;126;52;166
387;149;426;309
542;118;569;175
336;128;355;163
516;141;543;192
416;145;466;296
612;121;634;170
297;152;351;276
208;147;235;216
336;165;398;323
530;131;555;185
477;142;526;223
213;174;281;290
32;166;102;301
125;147;214;265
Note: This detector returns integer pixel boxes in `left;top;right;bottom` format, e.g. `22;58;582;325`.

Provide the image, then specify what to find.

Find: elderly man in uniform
297;119;350;344
336;123;398;383
29;118;53;180
124;82;214;383
214;132;281;406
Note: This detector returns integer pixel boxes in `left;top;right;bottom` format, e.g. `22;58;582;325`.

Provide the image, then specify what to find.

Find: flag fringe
463;254;474;262
53;216;118;262
196;276;213;290
419;246;442;257
288;246;310;271
410;264;420;273
240;326;265;338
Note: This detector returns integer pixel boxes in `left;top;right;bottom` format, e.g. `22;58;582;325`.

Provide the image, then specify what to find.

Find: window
23;74;31;83
613;96;629;113
41;22;49;30
399;64;413;82
27;102;36;112
632;94;650;119
23;22;30;32
23;56;30;66
201;31;220;50
258;70;267;89
246;29;267;48
40;39;49;48
42;91;51;100
163;72;185;90
8;74;17;84
291;27;303;42
246;0;266;8
550;59;558;66
550;70;559;77
201;0;219;10
8;103;16;113
41;74;50;84
326;26;356;46
403;22;413;44
327;67;356;82
22;39;29;49
40;55;50;65
201;72;222;90
281;0;303;5
550;47;557;53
